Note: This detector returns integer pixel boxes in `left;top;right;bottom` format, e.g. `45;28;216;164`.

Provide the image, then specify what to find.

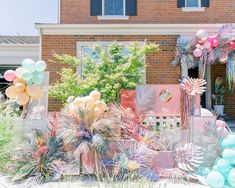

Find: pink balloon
4;70;16;81
212;39;219;48
229;41;235;49
201;108;214;117
193;48;203;57
208;35;218;43
204;41;211;49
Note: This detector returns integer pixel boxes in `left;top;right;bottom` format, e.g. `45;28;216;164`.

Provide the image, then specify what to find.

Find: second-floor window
104;0;125;16
185;0;201;7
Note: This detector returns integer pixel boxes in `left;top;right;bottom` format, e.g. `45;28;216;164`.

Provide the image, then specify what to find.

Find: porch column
181;63;188;79
206;64;212;110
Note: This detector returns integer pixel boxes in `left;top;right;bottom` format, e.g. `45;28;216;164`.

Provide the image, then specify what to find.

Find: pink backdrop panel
136;84;181;117
120;90;136;112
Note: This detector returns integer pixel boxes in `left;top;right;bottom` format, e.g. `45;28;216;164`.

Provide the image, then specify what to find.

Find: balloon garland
172;24;235;90
4;59;47;117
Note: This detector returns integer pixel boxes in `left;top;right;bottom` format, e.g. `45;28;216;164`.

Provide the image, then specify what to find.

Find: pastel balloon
217;127;229;138
5;86;18;99
193;48;203;57
206;170;224;188
74;97;84;106
13;78;26;85
35;60;47;71
33;89;43;99
15;67;25;78
26;85;42;99
32;72;45;85
222;149;235;164
83;96;95;108
208;35;218;43
201;108;214;117
4;70;16;81
228;168;235;187
15;83;26;93
229;41;235;49
89;90;101;101
15;92;30;106
221;134;235;149
196;30;209;43
21;70;33;81
217;158;231;174
204;41;211;49
94;100;107;111
94;107;102;117
22;59;36;72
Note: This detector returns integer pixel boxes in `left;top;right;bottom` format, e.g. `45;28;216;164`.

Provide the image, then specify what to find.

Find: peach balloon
74;97;84;106
89;90;101;101
26;85;42;98
83;96;95;108
15;92;30;105
15;83;26;93
33;89;43;99
15;67;25;78
5;86;18;99
13;78;26;85
94;107;102;117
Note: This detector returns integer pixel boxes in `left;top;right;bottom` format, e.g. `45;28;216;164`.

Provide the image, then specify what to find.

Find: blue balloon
21;70;33;81
22;59;36;72
217;158;231;174
222;149;235;165
35;60;47;72
32;71;45;85
206;170;225;188
221;134;235;149
228;168;235;187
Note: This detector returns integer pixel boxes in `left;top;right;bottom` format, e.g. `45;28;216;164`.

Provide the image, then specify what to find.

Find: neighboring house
0;36;39;92
36;0;235;117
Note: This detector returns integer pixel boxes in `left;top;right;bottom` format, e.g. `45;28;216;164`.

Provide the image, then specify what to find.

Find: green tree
49;41;159;103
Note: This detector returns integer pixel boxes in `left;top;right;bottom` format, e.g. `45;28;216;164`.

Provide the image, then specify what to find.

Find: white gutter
35;23;229;36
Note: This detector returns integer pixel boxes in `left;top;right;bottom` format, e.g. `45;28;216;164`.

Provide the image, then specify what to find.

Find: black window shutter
90;0;102;16
201;0;210;7
126;0;137;16
177;0;185;8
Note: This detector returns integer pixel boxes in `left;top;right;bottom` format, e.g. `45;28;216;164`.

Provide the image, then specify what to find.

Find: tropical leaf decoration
181;78;207;96
218;24;235;44
8;123;66;184
172;38;197;69
227;52;235;91
159;168;187;184
176;143;204;180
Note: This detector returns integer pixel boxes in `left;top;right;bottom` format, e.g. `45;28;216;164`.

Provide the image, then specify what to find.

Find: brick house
36;0;235;118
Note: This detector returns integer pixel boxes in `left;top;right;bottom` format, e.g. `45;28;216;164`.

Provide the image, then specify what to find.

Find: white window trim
98;0;129;20
76;41;146;84
182;0;205;12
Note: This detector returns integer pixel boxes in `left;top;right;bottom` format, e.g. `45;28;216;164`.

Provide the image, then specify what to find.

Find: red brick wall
211;64;235;118
60;0;235;24
41;35;180;111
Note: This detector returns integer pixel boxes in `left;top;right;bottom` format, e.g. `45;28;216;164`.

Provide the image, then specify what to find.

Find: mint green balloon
206;171;224;188
228;168;235;187
21;70;33;81
222;149;235;164
36;60;47;72
217;158;231;174
221;134;235;149
32;72;45;85
22;59;36;72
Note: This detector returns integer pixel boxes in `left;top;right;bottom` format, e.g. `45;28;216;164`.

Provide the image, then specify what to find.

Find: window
104;0;125;16
185;0;200;7
77;42;146;83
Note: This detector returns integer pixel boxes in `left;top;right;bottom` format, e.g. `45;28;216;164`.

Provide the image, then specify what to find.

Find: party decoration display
172;24;235;90
206;170;225;188
3;59;47;115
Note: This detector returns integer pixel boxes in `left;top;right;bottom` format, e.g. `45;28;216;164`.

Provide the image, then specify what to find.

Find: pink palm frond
181;78;207;96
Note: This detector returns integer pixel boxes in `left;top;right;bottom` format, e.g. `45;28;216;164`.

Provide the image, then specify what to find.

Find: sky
0;0;58;36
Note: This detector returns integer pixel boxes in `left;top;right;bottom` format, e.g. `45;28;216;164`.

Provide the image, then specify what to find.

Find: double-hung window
104;0;125;16
185;0;201;8
177;0;209;11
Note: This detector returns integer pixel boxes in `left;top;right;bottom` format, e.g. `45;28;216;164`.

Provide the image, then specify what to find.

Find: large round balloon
22;59;36;72
4;70;16;81
201;108;214;117
15;92;30;106
83;96;95;108
228;168;235;187
5;86;18;99
222;149;235;164
89;90;101;101
35;60;47;72
21;70;33;81
217;158;231;175
196;30;209;43
15;67;25;78
221;134;235;149
15;83;26;93
32;71;45;85
26;85;43;99
193;48;203;58
206;170;225;188
13;78;26;85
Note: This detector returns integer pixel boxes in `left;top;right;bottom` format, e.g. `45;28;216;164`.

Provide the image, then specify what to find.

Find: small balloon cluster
193;30;220;58
206;132;235;188
66;90;107;118
4;59;47;106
